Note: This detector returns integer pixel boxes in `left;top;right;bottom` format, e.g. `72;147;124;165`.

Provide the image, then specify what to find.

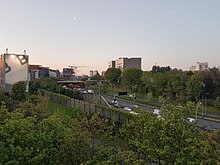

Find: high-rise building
115;57;141;72
89;70;94;77
190;62;208;72
108;60;116;68
0;50;29;93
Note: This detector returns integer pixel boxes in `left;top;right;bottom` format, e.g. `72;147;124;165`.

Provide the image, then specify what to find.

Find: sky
0;0;219;75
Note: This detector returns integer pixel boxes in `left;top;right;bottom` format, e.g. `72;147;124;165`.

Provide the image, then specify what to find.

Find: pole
205;93;208;115
196;102;202;121
202;94;204;117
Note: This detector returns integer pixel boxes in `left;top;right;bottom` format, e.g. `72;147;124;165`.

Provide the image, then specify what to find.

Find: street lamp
196;102;202;120
205;93;209;115
162;97;169;117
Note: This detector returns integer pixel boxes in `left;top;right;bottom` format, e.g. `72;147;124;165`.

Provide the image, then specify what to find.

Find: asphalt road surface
102;95;220;129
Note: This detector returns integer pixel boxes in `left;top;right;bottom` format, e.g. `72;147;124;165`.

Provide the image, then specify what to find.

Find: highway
102;95;220;130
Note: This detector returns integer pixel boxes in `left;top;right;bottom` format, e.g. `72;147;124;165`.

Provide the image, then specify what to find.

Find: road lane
102;95;220;129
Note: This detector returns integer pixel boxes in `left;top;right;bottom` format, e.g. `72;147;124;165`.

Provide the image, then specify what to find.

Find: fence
41;90;132;124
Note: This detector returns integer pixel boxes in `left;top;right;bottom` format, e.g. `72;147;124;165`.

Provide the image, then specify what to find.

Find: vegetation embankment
1;81;220;164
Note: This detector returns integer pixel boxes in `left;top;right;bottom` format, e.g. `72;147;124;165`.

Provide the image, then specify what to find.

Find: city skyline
0;0;219;75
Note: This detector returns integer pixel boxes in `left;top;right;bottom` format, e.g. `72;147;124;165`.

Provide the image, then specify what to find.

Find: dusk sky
0;0;219;75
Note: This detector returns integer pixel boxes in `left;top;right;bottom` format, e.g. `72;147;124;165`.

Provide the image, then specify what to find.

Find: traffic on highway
102;94;220;130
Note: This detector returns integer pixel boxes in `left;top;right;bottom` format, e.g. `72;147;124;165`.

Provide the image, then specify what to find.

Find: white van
153;109;160;115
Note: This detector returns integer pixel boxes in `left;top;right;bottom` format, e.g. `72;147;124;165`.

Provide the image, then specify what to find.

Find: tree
119;105;220;164
104;68;122;86
122;68;143;91
10;81;27;102
187;73;204;102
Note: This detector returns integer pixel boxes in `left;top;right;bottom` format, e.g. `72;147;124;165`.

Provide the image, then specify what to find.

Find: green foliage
104;68;122;85
120;106;220;164
146;92;153;102
10;81;27;101
1;89;220;164
214;96;220;108
151;65;171;73
187;73;204;102
122;68;143;91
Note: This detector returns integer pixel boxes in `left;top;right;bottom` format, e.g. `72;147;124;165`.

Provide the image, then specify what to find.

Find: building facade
29;65;50;80
190;62;208;72
114;57;141;72
108;60;116;68
0;52;29;93
89;70;99;77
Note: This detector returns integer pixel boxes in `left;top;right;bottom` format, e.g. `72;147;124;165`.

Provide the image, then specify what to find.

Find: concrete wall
41;90;131;124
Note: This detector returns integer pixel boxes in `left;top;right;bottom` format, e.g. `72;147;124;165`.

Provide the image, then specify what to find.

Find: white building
89;70;99;77
0;50;29;93
115;57;141;72
190;62;208;72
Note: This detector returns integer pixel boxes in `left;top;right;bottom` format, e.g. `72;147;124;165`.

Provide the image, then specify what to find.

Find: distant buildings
190;62;208;72
109;57;142;72
0;50;29;93
89;70;99;77
29;65;60;80
63;67;74;79
108;61;116;68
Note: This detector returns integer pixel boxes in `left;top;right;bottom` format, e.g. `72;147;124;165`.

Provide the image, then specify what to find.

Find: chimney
24;50;26;55
6;48;8;54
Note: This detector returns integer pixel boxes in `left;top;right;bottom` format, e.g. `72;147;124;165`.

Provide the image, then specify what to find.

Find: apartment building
190;62;208;72
114;57;141;72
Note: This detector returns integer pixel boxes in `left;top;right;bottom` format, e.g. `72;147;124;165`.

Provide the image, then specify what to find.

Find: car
186;117;196;122
153;109;160;115
124;107;132;111
203;126;214;132
88;89;94;94
133;105;139;108
128;94;133;97
129;111;138;115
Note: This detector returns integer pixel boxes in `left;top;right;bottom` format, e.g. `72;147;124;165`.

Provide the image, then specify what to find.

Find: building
63;67;74;79
190;62;208;72
29;65;50;80
89;70;94;77
89;70;99;77
115;57;141;72
49;69;60;78
0;50;29;93
108;60;116;68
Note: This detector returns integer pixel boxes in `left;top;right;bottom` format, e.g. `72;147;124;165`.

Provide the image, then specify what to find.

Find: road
102;94;154;111
102;95;220;129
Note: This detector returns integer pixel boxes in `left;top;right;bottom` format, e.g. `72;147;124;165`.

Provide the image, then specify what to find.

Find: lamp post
205;93;209;115
196;102;202;121
162;97;169;117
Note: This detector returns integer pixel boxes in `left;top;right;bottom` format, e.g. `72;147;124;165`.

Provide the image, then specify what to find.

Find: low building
29;65;50;80
49;69;60;78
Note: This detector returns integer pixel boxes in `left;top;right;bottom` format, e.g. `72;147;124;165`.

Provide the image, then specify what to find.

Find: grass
47;101;80;118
